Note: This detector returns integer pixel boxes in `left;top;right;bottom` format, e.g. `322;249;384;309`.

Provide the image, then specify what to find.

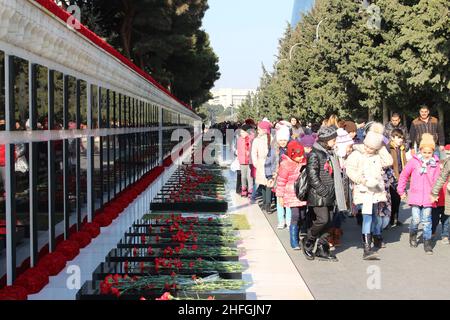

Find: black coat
306;146;336;207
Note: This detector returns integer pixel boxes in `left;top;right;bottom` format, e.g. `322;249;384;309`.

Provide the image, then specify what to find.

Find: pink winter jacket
397;155;441;208
275;154;307;208
237;134;254;165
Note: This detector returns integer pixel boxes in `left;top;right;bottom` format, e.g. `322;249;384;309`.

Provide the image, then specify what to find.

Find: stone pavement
260;199;450;300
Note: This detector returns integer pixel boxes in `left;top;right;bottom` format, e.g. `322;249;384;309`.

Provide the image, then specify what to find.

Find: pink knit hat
258;121;273;134
336;128;354;157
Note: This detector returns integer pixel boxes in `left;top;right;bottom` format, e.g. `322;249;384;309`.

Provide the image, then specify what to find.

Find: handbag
294;166;309;201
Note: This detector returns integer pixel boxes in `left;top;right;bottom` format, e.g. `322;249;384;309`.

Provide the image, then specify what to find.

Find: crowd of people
230;105;450;261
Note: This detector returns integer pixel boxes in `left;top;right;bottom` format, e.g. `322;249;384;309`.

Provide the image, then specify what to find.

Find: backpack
294;166;309;201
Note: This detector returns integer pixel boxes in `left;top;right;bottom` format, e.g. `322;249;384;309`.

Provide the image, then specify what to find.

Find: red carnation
147;246;153;255
94;214;113;227
14;267;49;294
56;240;80;261
133;247;138;257
0;285;28;300
37;252;67;276
81;222;101;238
69;231;92;248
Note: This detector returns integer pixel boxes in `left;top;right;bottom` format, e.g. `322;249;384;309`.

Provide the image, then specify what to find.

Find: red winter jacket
275;154;307;208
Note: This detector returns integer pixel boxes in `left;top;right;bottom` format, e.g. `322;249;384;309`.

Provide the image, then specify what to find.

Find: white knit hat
276;125;291;142
335;128;354;157
364;122;385;151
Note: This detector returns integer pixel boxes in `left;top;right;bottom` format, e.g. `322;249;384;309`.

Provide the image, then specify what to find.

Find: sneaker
277;224;285;230
293;246;301;251
442;237;449;245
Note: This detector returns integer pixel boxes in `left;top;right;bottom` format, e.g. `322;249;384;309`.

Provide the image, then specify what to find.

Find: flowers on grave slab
98;274;247;298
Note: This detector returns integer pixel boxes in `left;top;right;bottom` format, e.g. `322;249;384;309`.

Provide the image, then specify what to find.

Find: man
409;105;445;153
354;118;367;144
384;113;411;151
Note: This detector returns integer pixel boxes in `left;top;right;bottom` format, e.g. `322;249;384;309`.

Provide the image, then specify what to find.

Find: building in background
291;0;314;28
209;88;256;109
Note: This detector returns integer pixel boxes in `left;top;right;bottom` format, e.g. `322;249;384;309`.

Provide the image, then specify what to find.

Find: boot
424;240;433;255
315;240;338;262
409;231;418;248
362;234;379;260
302;237;316;261
289;225;300;250
373;235;386;249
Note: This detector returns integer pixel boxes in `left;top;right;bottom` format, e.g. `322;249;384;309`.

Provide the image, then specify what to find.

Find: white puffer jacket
345;144;393;206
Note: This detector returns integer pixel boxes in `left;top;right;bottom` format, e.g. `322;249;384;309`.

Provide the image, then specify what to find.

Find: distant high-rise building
208;88;256;109
291;0;314;28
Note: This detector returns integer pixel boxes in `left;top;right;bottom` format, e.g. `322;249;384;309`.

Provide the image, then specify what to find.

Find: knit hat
299;134;317;148
343;121;357;134
258;121;273;135
287;140;305;160
335;128;354;158
276;125;291;142
363;122;385;151
419;133;436;151
318;126;338;142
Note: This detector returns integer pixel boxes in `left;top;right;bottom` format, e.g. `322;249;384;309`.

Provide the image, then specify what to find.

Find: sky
203;0;314;90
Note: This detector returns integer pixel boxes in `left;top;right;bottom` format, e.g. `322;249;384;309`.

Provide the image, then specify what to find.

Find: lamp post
315;18;327;42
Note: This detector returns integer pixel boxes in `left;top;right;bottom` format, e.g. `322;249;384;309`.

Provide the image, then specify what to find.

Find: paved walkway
223;169;314;300
261;198;450;300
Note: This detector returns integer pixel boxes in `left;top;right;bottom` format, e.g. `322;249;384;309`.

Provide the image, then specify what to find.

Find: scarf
314;142;348;212
389;142;407;180
417;154;437;175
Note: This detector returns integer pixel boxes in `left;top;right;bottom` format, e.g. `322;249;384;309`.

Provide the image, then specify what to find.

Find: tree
57;0;220;109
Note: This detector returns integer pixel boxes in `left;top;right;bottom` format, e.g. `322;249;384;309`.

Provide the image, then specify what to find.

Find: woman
251;120;274;213
290;116;304;140
303;126;346;262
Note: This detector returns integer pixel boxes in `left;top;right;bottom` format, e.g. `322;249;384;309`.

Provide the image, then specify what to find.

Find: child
398;134;441;255
237;124;254;197
276;140;307;250
388;129;407;227
430;145;450;244
346;123;393;260
298;133;317;156
273;125;291;229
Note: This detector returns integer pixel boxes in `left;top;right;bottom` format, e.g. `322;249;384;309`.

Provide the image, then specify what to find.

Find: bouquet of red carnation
81;222;101;238
56;240;80;261
14;267;49;294
69;231;92;248
0;285;28;300
37;252;67;276
103;206;120;220
94;213;113;227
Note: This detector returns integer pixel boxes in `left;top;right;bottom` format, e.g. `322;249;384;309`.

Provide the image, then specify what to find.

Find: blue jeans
360;204;384;236
410;206;432;241
277;201;292;226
